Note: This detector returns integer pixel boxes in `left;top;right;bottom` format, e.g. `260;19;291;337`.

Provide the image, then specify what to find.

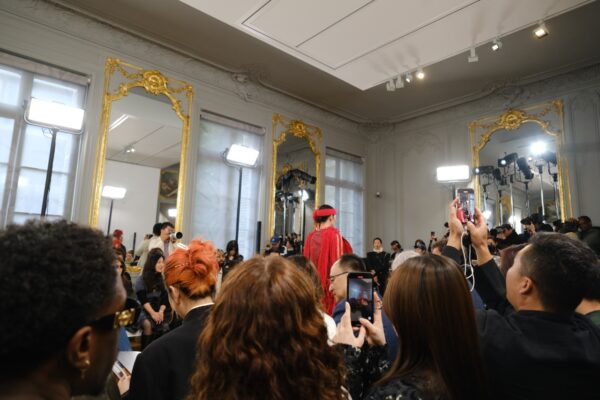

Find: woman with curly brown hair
187;255;348;400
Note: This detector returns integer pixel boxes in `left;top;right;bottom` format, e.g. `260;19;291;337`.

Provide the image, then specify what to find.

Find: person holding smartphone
334;254;487;400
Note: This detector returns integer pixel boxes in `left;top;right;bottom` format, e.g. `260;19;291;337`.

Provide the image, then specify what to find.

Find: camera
169;231;183;240
520;213;543;226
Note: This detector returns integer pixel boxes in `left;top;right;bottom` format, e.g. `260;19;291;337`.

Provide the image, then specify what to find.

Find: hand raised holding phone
333;292;386;348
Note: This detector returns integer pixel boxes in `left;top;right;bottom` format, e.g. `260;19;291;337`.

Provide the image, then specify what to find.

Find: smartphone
112;360;128;379
346;272;374;327
456;188;475;224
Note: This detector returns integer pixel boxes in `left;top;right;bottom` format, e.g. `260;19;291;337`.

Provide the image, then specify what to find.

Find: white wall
97;160;159;250
365;64;600;249
0;0;369;249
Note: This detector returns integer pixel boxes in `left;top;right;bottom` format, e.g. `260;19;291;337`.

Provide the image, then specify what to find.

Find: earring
80;359;91;380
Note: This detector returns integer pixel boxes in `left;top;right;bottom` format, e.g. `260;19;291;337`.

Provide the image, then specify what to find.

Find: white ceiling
181;0;593;90
51;0;600;122
108;92;182;169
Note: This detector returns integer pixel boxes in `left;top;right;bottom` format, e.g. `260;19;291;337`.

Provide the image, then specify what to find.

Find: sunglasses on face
88;298;141;331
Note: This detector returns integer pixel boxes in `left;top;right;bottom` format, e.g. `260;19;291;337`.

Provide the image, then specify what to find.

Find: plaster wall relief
566;91;600;220
0;0;363;137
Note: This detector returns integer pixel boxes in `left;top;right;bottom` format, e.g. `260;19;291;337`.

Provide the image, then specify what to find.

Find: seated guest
221;239;243;281
129;240;218;399
444;199;600;400
135;248;170;349
413;239;427;254
287;254;337;340
334;254;487;400
329;254;398;362
576;264;600;327
0;220;133;398
187;256;348;399
578;215;600;256
430;238;447;255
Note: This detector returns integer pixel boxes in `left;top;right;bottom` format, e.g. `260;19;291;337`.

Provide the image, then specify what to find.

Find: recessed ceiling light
416;69;425;80
468;47;479;63
491;38;502;51
534;22;549;38
395;76;404;89
386;79;395;91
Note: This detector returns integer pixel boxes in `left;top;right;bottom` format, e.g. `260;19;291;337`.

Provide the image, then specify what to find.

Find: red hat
113;229;123;238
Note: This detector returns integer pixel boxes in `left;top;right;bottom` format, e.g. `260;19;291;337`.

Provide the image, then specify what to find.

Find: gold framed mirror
89;58;193;244
470;100;572;229
269;114;321;245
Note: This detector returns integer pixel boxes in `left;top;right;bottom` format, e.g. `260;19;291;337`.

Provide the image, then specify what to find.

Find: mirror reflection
476;126;559;232
269;116;321;255
90;59;193;257
274;135;317;249
98;88;183;248
471;102;571;234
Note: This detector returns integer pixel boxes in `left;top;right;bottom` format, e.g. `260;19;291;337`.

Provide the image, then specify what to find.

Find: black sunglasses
89;298;141;331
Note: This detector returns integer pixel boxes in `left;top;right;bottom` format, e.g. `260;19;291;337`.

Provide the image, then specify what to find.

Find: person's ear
519;276;535;295
66;326;93;375
168;285;181;305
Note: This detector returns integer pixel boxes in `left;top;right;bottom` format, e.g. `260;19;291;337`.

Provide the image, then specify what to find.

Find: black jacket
443;246;600;400
129;304;212;400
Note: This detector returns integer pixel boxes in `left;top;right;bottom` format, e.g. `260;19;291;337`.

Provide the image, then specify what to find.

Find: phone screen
347;272;374;327
456;188;475;224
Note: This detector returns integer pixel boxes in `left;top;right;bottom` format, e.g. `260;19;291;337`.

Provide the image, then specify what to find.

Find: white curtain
191;118;263;259
0;60;86;227
324;148;365;255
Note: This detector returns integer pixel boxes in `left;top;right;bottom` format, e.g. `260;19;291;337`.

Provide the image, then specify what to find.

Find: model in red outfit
304;205;352;314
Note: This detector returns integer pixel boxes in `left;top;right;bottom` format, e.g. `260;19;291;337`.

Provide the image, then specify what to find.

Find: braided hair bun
164;239;218;299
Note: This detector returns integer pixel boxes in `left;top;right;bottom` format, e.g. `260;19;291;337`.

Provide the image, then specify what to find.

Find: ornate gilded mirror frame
89;58;193;231
269;114;322;237
469;99;573;220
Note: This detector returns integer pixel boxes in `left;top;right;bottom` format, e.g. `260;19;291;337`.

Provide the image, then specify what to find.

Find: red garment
304;226;353;314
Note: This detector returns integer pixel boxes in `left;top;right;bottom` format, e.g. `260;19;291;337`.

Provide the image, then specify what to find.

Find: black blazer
129;304;212;400
443;246;600;400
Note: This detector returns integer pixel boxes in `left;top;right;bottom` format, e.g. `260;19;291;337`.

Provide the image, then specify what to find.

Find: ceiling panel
243;0;371;47
181;0;592;90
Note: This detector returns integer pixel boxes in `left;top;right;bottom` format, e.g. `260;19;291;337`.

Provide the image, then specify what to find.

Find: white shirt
148;236;176;258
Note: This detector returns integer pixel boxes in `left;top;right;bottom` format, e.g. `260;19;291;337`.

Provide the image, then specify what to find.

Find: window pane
0;67;22;106
325;158;336;178
19;126;76;173
0;117;14;162
192;119;263;258
32;77;85;107
13;168;68;217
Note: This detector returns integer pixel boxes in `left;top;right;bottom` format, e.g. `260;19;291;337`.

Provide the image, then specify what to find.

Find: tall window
324;148;365;255
191;115;263;258
0;56;87;227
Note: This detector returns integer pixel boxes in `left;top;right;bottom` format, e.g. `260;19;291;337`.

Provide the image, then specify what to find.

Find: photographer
148;222;179;259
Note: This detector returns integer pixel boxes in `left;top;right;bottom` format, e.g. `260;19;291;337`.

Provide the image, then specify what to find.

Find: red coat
304;226;353;314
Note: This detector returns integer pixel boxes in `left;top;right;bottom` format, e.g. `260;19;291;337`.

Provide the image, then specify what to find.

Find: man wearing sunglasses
0;220;136;399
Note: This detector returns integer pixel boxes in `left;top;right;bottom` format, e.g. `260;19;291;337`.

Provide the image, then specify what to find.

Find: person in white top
148;222;177;259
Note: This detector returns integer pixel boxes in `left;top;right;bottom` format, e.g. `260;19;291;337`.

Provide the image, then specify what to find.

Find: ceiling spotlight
491;38;502;51
468;47;479;63
125;145;136;153
405;72;413;83
533;21;549;38
386;79;396;92
416;69;425;80
395;76;404;89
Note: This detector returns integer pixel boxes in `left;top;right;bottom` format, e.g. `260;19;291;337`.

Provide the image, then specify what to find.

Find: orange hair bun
164;239;218;298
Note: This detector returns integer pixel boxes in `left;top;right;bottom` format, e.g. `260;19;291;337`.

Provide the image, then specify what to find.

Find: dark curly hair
188;255;348;400
0;220;117;378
